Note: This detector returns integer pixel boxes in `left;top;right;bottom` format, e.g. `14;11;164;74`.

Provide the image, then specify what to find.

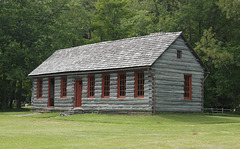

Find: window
37;78;43;99
61;76;67;98
177;50;182;59
102;74;110;98
184;74;192;100
135;72;144;98
88;75;95;98
117;73;126;98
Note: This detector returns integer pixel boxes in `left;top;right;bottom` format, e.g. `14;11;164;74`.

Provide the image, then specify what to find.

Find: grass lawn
0;109;240;149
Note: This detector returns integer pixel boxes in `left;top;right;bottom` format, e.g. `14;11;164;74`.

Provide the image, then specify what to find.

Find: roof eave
28;66;151;78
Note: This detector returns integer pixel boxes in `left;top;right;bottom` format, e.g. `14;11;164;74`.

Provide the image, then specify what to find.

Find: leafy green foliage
217;0;240;21
91;0;130;41
195;27;240;108
195;28;232;69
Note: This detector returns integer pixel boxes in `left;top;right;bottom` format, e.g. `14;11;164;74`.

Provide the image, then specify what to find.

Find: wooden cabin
28;32;208;114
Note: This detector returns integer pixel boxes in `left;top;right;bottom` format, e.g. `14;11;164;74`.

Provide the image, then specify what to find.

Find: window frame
88;75;95;98
117;73;126;98
102;74;110;98
177;50;182;59
135;72;144;98
61;76;67;98
184;74;192;100
37;78;43;99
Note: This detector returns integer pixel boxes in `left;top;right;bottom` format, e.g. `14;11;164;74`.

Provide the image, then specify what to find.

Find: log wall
31;71;153;113
152;36;204;112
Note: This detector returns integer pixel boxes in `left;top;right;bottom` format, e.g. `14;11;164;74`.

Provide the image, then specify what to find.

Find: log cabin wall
151;36;204;112
31;70;153;113
78;71;152;113
31;78;49;109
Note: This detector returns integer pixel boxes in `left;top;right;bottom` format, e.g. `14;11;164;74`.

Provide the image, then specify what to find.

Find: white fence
204;108;231;113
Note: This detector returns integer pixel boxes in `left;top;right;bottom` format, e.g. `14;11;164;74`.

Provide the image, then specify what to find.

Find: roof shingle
29;32;182;76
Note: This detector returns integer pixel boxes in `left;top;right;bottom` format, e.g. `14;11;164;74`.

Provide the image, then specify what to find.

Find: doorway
75;79;82;107
48;78;55;107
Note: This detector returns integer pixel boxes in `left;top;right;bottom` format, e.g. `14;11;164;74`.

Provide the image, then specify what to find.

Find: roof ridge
150;31;182;36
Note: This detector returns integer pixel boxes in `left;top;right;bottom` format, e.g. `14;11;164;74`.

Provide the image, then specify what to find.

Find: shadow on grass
204;112;240;117
0;107;33;115
0;107;31;112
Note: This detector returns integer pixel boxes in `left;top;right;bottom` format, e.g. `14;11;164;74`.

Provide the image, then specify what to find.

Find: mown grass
0;109;240;149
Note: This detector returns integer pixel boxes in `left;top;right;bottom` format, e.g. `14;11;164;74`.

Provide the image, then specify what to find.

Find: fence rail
204;108;231;113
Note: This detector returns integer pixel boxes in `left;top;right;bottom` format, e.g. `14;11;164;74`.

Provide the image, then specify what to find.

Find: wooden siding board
82;78;88;98
55;77;61;99
167;48;194;56
159;58;203;68
41;79;48;99
31;79;37;105
160;52;197;60
154;71;204;80
153;63;203;72
109;75;117;98
153;68;203;75
158;56;200;64
82;108;151;112
67;76;74;98
169;44;190;51
82;99;150;104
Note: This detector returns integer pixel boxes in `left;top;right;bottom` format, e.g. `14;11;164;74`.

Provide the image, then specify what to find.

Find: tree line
0;0;239;110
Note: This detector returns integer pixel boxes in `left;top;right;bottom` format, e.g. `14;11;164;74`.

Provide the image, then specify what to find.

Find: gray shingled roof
29;32;182;76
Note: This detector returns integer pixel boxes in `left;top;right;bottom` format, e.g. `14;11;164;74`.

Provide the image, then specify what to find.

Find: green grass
0;110;240;149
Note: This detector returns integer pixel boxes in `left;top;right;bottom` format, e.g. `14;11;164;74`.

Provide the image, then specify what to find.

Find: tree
50;0;95;47
91;0;130;41
158;0;224;44
0;0;70;109
217;0;240;21
195;28;240;109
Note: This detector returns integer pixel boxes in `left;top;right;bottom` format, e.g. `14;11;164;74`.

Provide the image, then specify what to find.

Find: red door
75;79;82;107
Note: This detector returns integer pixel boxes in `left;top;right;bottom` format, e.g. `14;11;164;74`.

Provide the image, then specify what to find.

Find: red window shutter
61;76;67;98
102;74;110;98
184;74;192;100
37;78;43;99
135;72;144;98
117;73;126;98
88;75;95;98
